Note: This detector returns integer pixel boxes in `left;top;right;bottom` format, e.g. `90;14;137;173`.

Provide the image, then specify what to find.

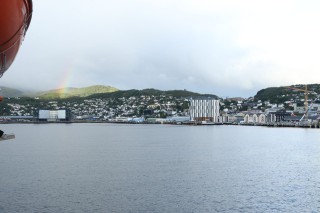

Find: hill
254;84;320;104
0;85;219;100
88;88;219;99
36;85;119;99
0;87;24;97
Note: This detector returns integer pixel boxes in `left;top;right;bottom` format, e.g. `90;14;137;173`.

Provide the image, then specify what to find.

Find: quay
0;119;319;129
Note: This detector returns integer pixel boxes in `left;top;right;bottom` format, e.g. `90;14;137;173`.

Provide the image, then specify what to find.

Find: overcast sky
2;0;320;97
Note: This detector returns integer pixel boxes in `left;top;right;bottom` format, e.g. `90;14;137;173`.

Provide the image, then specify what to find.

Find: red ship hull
0;0;33;76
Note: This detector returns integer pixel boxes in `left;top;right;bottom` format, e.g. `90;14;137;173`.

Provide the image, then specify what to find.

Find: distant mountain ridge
0;87;24;97
0;85;119;98
3;83;318;101
0;85;219;100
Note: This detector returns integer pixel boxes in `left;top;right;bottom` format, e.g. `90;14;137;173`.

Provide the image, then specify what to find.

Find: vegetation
88;89;219;100
254;84;320;104
36;85;119;99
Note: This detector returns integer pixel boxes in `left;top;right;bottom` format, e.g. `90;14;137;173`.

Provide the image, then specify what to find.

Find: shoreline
0;120;319;129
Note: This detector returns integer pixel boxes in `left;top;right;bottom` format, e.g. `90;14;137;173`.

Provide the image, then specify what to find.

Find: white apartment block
189;98;220;122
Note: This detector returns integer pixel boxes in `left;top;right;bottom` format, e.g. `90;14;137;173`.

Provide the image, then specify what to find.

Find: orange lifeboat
0;0;33;77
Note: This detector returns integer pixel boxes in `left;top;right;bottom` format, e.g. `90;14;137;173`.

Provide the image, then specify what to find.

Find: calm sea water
0;123;319;213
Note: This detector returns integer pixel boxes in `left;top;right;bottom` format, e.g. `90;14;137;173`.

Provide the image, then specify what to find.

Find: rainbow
57;62;76;96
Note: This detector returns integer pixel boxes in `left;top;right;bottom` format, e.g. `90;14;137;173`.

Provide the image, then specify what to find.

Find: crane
285;85;313;121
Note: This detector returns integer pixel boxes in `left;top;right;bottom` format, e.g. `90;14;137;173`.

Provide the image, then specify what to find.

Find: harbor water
0;123;319;212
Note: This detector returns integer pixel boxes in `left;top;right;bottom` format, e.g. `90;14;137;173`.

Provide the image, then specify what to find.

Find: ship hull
0;0;33;76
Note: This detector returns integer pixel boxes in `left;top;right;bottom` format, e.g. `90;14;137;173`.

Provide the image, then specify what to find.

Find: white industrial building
38;109;71;122
189;98;220;123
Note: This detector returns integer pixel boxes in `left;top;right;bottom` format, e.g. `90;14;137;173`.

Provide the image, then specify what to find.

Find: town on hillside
0;85;320;127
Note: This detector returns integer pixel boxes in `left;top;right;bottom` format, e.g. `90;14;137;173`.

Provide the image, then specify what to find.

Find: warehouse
38;109;72;122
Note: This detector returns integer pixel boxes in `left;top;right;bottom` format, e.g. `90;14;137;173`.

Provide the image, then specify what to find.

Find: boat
0;0;33;77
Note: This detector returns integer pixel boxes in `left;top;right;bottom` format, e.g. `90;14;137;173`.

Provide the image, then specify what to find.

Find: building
266;109;291;123
243;112;266;124
38;109;72;122
189;98;220;123
227;113;245;124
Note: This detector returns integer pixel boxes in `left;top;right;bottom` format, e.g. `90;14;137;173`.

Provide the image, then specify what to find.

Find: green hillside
254;84;320;104
88;88;219;99
37;85;119;99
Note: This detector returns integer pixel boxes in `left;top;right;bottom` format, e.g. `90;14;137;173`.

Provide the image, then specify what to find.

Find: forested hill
254;84;320;104
88;89;219;99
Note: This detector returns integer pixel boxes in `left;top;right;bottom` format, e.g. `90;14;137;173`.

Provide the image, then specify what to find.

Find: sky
2;0;320;97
